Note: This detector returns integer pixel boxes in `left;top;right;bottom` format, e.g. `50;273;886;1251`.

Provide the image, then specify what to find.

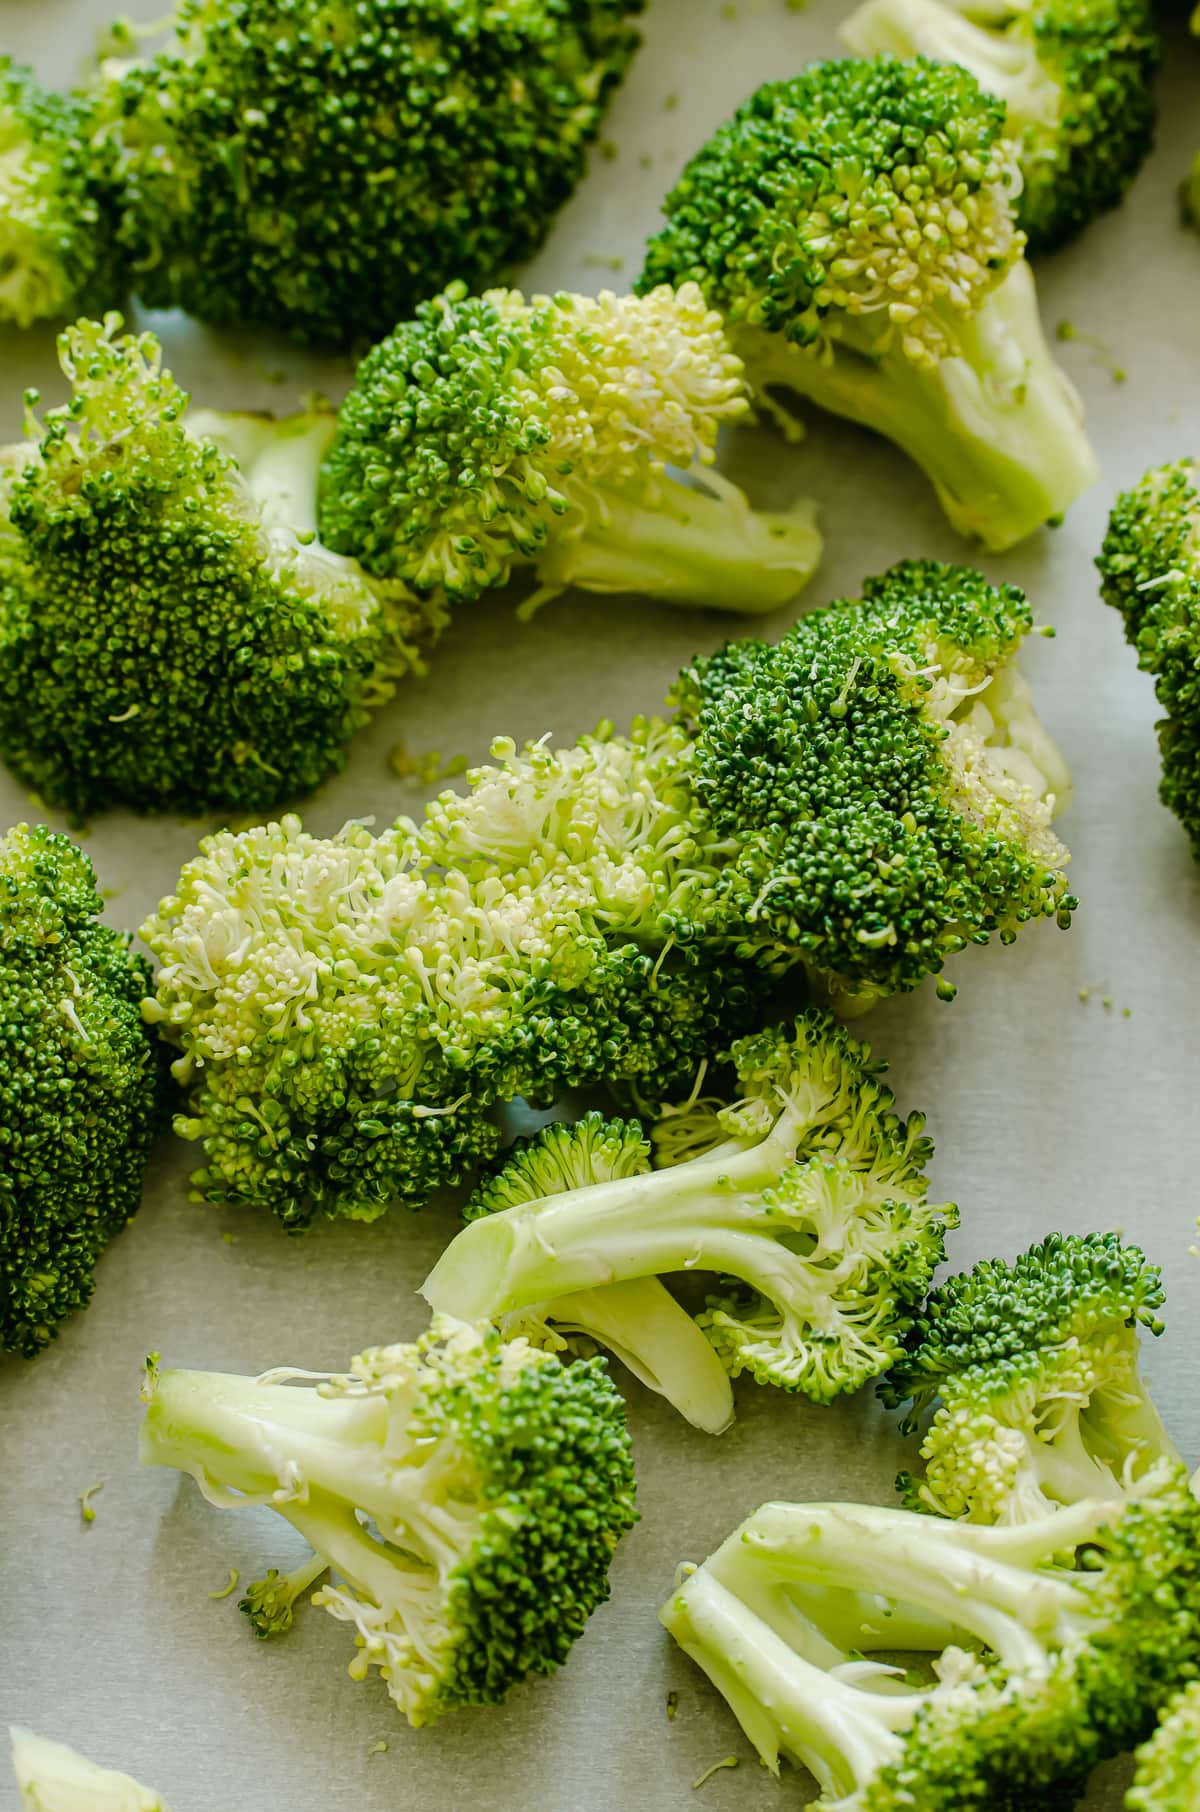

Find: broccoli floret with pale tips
840;0;1159;254
94;0;643;348
0;316;438;817
639;56;1098;551
140;1317;638;1725
424;1014;956;1406
881;1232;1179;1523
319;282;821;616
10;1727;168;1810
0;60;124;330
661;1466;1200;1809
239;1551;330;1639
465;1115;735;1433
0;823;168;1356
1128;1682;1200;1812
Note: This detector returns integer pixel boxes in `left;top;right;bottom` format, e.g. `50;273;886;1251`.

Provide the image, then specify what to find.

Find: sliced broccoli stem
661;1567;917;1797
528;1278;735;1434
841;0;1061;135
520;470;822;618
739;261;1098;552
186;408;334;539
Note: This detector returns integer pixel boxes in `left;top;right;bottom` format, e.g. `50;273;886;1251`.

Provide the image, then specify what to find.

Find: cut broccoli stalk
10;1727;168;1810
739;263;1097;553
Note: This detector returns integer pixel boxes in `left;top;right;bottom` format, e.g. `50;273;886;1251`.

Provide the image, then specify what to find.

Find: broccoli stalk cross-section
424;1014;956;1406
139;1318;638;1725
640;56;1099;551
9;1727;168;1811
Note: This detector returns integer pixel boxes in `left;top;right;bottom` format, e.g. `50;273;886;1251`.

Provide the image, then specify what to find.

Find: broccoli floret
10;1727;168;1810
139;1317;638;1724
1097;459;1200;860
840;0;1159;254
238;1552;329;1639
319;282;821;616
0;316;437;817
639;56;1098;552
465;1115;736;1434
419;560;1075;1013
0;823;167;1357
661;1465;1200;1808
1128;1681;1200;1812
96;0;643;348
0;59;124;330
880;1232;1180;1522
423;1013;956;1404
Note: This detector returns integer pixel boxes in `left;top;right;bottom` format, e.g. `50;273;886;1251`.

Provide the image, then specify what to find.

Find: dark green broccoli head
1098;458;1200;860
101;0;642;348
0;58;124;329
0;317;428;819
672;560;1075;1008
0;823;168;1356
840;0;1159;254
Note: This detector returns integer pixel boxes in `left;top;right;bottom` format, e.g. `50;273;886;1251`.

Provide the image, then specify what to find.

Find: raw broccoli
1128;1681;1200;1812
0;823;167;1357
639;56;1099;552
465;1114;736;1434
10;1727;168;1811
423;1013;956;1406
0;316;437;818
139;1316;638;1724
839;0;1159;254
95;0;643;348
1098;459;1200;860
661;1465;1200;1808
141;810;764;1227
318;282;822;616
880;1232;1180;1523
0;59;124;330
239;1553;330;1639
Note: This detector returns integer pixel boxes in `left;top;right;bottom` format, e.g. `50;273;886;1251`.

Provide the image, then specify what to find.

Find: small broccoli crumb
692;1756;739;1788
667;1690;680;1720
583;252;626;271
599;139;618;161
1078;985;1091;1002
1056;320;1128;384
78;1481;103;1524
209;1567;240;1600
388;742;470;785
367;1740;389;1758
663;91;679;109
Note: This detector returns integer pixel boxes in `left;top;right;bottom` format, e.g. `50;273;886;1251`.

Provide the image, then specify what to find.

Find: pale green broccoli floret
139;1317;638;1725
662;1467;1200;1808
465;1115;735;1434
881;1232;1180;1523
238;1551;329;1639
1128;1681;1200;1811
423;1013;956;1405
10;1727;168;1811
319;281;822;617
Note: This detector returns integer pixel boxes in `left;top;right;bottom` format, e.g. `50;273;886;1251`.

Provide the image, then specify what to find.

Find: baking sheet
2;2;1200;1807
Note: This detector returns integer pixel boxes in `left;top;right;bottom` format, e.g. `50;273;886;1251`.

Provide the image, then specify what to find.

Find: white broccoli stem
739;260;1098;553
523;1278;735;1434
10;1728;168;1811
520;469;822;618
660;1568;916;1799
186;408;335;539
1082;1367;1184;1479
840;0;1060;133
421;1099;816;1321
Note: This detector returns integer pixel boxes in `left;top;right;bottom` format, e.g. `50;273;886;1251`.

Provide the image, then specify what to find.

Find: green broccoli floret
661;1465;1200;1808
139;1316;638;1725
1097;459;1200;860
880;1232;1180;1523
639;56;1098;551
464;1114;736;1433
10;1727;168;1811
238;1552;329;1639
839;0;1159;254
319;282;821;616
1128;1681;1200;1812
0;316;438;817
0;59;124;330
423;1013;956;1405
0;823;167;1357
95;0;643;348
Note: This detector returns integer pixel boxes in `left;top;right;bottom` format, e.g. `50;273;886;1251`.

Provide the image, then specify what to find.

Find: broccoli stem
738;262;1098;552
661;1567;917;1797
530;1278;735;1434
187;409;335;539
520;471;822;618
421;1104;812;1321
841;0;1060;133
